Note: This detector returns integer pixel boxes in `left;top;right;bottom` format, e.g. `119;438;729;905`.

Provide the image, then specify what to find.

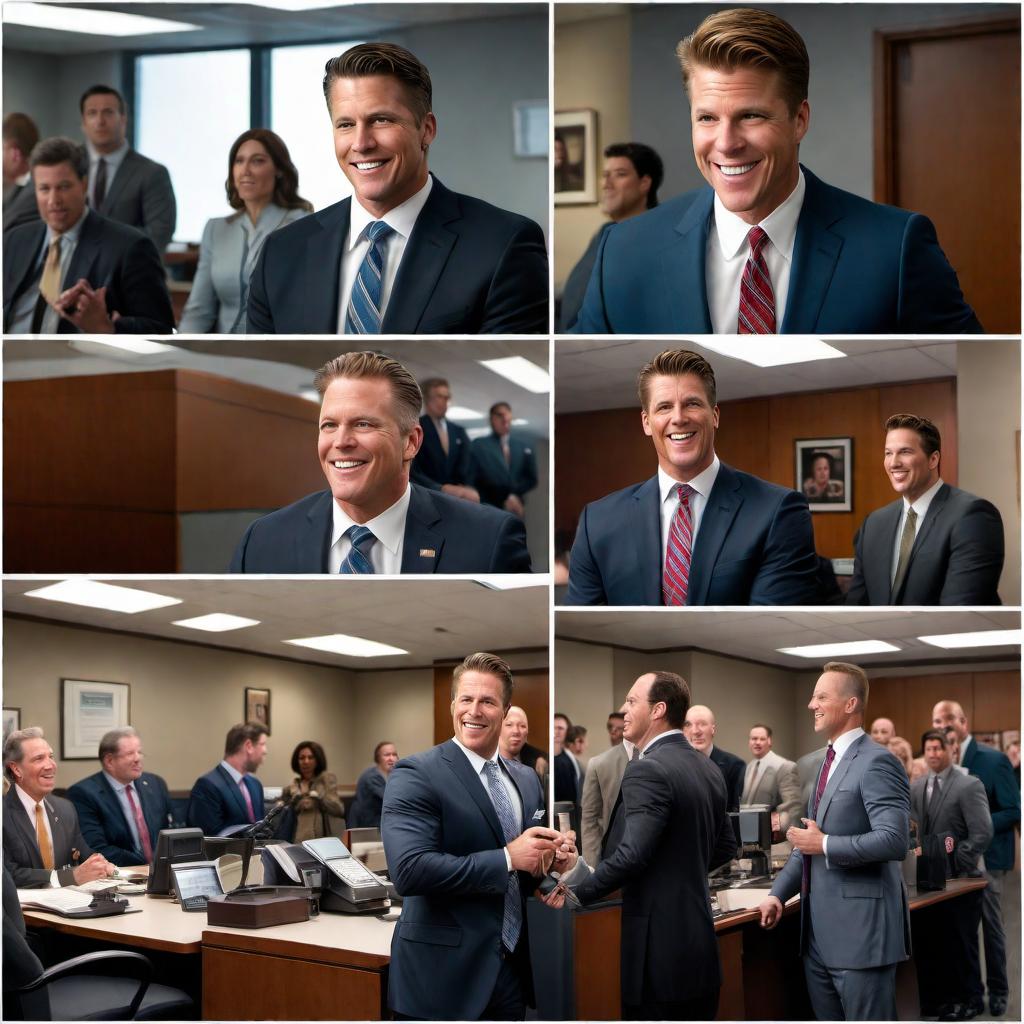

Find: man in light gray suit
80;85;176;253
759;662;910;1020
742;723;801;834
580;732;634;865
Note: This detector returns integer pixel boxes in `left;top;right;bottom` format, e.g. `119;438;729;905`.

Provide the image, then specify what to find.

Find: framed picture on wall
3;707;20;738
61;679;130;760
795;437;853;513
245;687;271;734
554;109;598;204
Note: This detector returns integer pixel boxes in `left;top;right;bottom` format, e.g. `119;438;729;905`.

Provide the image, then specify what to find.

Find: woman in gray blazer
178;129;312;334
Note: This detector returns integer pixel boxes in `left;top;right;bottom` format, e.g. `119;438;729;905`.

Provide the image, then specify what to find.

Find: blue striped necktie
484;759;522;952
340;525;377;574
346;220;394;334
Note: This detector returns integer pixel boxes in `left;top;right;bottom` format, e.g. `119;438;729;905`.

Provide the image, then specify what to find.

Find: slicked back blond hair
314;352;423;434
637;349;717;409
451;652;514;708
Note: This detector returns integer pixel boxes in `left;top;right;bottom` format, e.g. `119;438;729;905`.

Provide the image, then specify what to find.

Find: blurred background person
802;451;845;501
348;741;399;829
279;739;345;843
888;736;916;779
178;128;311;334
3;113;40;233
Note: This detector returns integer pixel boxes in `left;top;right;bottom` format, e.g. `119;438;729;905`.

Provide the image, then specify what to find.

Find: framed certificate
61;679;130;760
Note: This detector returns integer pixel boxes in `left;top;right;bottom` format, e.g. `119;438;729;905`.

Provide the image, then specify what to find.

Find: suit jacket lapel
816;736;862;824
441;740;504;847
632;476;664;605
401;485;444;573
64;211;103;291
909;484;949;559
302;492;334;572
5;789;41;866
666;192;714;332
5;222;47;325
136;776;162;843
99;151;137;215
870;501;903;602
306;202;349;332
216;765;248;821
502;756;538;825
482;436;511;489
688;465;743;605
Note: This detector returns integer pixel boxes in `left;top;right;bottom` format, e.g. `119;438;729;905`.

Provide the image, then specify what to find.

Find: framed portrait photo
245;687;271;734
795;438;853;513
61;679;130;760
554;109;598;204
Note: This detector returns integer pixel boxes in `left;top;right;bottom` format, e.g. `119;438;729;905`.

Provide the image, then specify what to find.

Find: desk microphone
238;802;287;839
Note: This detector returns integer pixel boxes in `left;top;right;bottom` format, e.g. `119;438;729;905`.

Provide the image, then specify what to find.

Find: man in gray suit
2;727;114;888
580;730;633;865
80;85;176;253
742;723;801;834
3;113;40;233
759;662;910;1020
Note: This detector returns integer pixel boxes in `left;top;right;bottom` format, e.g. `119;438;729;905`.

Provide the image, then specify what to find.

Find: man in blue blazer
67;727;173;866
230;352;531;574
472;402;538;517
410;377;480;503
570;9;980;335
381;653;574;1019
247;42;547;335
566;349;819;605
188;723;267;837
760;663;911;1020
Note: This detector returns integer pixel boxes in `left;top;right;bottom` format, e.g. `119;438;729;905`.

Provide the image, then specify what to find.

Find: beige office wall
553;12;631;289
553;639;615;736
348;668;434;780
956;340;1021;604
2;618;356;791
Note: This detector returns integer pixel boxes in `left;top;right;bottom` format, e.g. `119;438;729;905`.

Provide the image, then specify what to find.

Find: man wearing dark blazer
2;727;113;888
3;137;174;335
848;414;1004;605
188;723;268;837
381;653;573;1020
66;727;173;866
230;352;531;574
760;663;910;1020
571;9;980;335
247;42;547;335
410;377;479;503
567;348;819;605
685;704;745;812
79;85;176;253
472;402;539;519
3;112;40;234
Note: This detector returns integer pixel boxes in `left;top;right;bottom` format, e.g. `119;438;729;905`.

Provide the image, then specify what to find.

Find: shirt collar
103;770;131;794
15;171;30;187
452;736;501;776
641;728;682;756
658;454;720;506
87;140;129;164
330;483;412;559
903;477;944;517
713;168;805;261
220;759;244;785
933;763;954;784
347;174;433;252
45;209;87;247
15;783;43;817
831;725;865;758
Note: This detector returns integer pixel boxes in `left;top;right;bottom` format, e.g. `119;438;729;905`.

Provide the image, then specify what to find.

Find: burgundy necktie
801;744;835;896
737;226;776;333
125;783;153;863
663;484;694;605
238;778;256;822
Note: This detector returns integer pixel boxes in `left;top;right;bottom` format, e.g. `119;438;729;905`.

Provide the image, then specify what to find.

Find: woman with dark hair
178;128;312;333
280;740;345;843
802;451;845;501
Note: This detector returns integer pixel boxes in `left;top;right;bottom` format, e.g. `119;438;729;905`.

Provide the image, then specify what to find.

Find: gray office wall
630;3;1015;202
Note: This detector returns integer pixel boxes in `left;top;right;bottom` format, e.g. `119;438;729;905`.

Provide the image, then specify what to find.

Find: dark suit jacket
910;768;992;877
66;771;173;866
3;209;174;334
228;484;531;574
961;738;1020;871
95;149;177;253
709;745;745;813
410;416;475;491
3;865;44;991
3;182;39;235
847;484;1004;605
576;734;735;1007
2;787;93;888
554;750;579;804
471;433;538;510
381;740;545;1019
347;765;387;829
187;765;265;837
247;175;548;334
566;463;819;605
571;166;981;334
558;222;611;331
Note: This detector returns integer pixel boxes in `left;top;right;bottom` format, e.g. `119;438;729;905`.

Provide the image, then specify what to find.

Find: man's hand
504;494;525;518
787;818;825;855
552;829;578;873
507;826;561;875
54;280;114;333
539;880;572;909
758;894;784;929
442;484;480;503
72;853;114;884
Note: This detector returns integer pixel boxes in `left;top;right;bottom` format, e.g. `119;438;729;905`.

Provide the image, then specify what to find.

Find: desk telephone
301;837;391;913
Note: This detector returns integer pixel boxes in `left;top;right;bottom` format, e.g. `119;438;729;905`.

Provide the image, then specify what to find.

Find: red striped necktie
663;484;695;605
737;226;776;334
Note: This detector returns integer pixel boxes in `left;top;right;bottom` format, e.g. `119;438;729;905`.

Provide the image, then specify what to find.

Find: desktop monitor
146;827;205;895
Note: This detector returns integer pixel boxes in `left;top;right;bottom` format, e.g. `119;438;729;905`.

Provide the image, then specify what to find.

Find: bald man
683;704;744;811
499;706;546;776
869;718;896;745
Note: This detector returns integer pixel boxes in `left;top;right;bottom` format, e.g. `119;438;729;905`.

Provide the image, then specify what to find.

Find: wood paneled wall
555;378;957;559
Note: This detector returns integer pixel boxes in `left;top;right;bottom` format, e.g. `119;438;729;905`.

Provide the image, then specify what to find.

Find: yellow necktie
39;237;62;305
35;802;54;870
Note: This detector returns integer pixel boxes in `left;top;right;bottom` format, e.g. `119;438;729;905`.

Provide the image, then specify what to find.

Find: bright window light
446;405;485;422
479;356;551;394
777;640;901;658
70;338;175;356
173;614;261;632
467;427;492;440
476;577;549;590
700;339;846;368
918;630;1021;649
25;579;181;614
5;3;200;36
285;633;408;657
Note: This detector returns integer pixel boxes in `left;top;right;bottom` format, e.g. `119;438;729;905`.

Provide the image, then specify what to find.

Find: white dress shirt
327;484;412;574
640;728;683;758
658;455;721;571
452;738;523;871
87;140;130;208
820;726;864;862
337;175;433;332
15;784;60;887
706;170;805;333
890;477;944;583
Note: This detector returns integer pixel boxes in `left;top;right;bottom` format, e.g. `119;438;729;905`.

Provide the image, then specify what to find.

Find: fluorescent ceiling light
172;614;261;632
699;339;846;368
24;579;181;614
285;633;408;657
299;388;321;403
777;640;901;658
476;577;549;590
466;427;491;440
242;0;344;9
918;630;1021;649
512;418;528;426
445;405;484;422
479;356;550;394
5;3;201;36
71;338;176;355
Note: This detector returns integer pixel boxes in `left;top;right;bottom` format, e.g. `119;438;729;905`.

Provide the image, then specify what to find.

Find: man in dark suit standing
472;402;538;520
79;85;176;253
847;414;1004;605
188;723;268;837
2;728;114;888
3;137;174;335
248;42;547;334
229;352;531;573
567;348;819;605
67;727;173;866
3;112;40;233
684;703;745;812
410;377;479;503
381;653;574;1020
571;9;980;335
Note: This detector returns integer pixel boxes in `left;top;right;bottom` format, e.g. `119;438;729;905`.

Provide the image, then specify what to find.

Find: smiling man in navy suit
566;348;818;605
248;42;547;335
571;8;980;335
230;352;531;574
